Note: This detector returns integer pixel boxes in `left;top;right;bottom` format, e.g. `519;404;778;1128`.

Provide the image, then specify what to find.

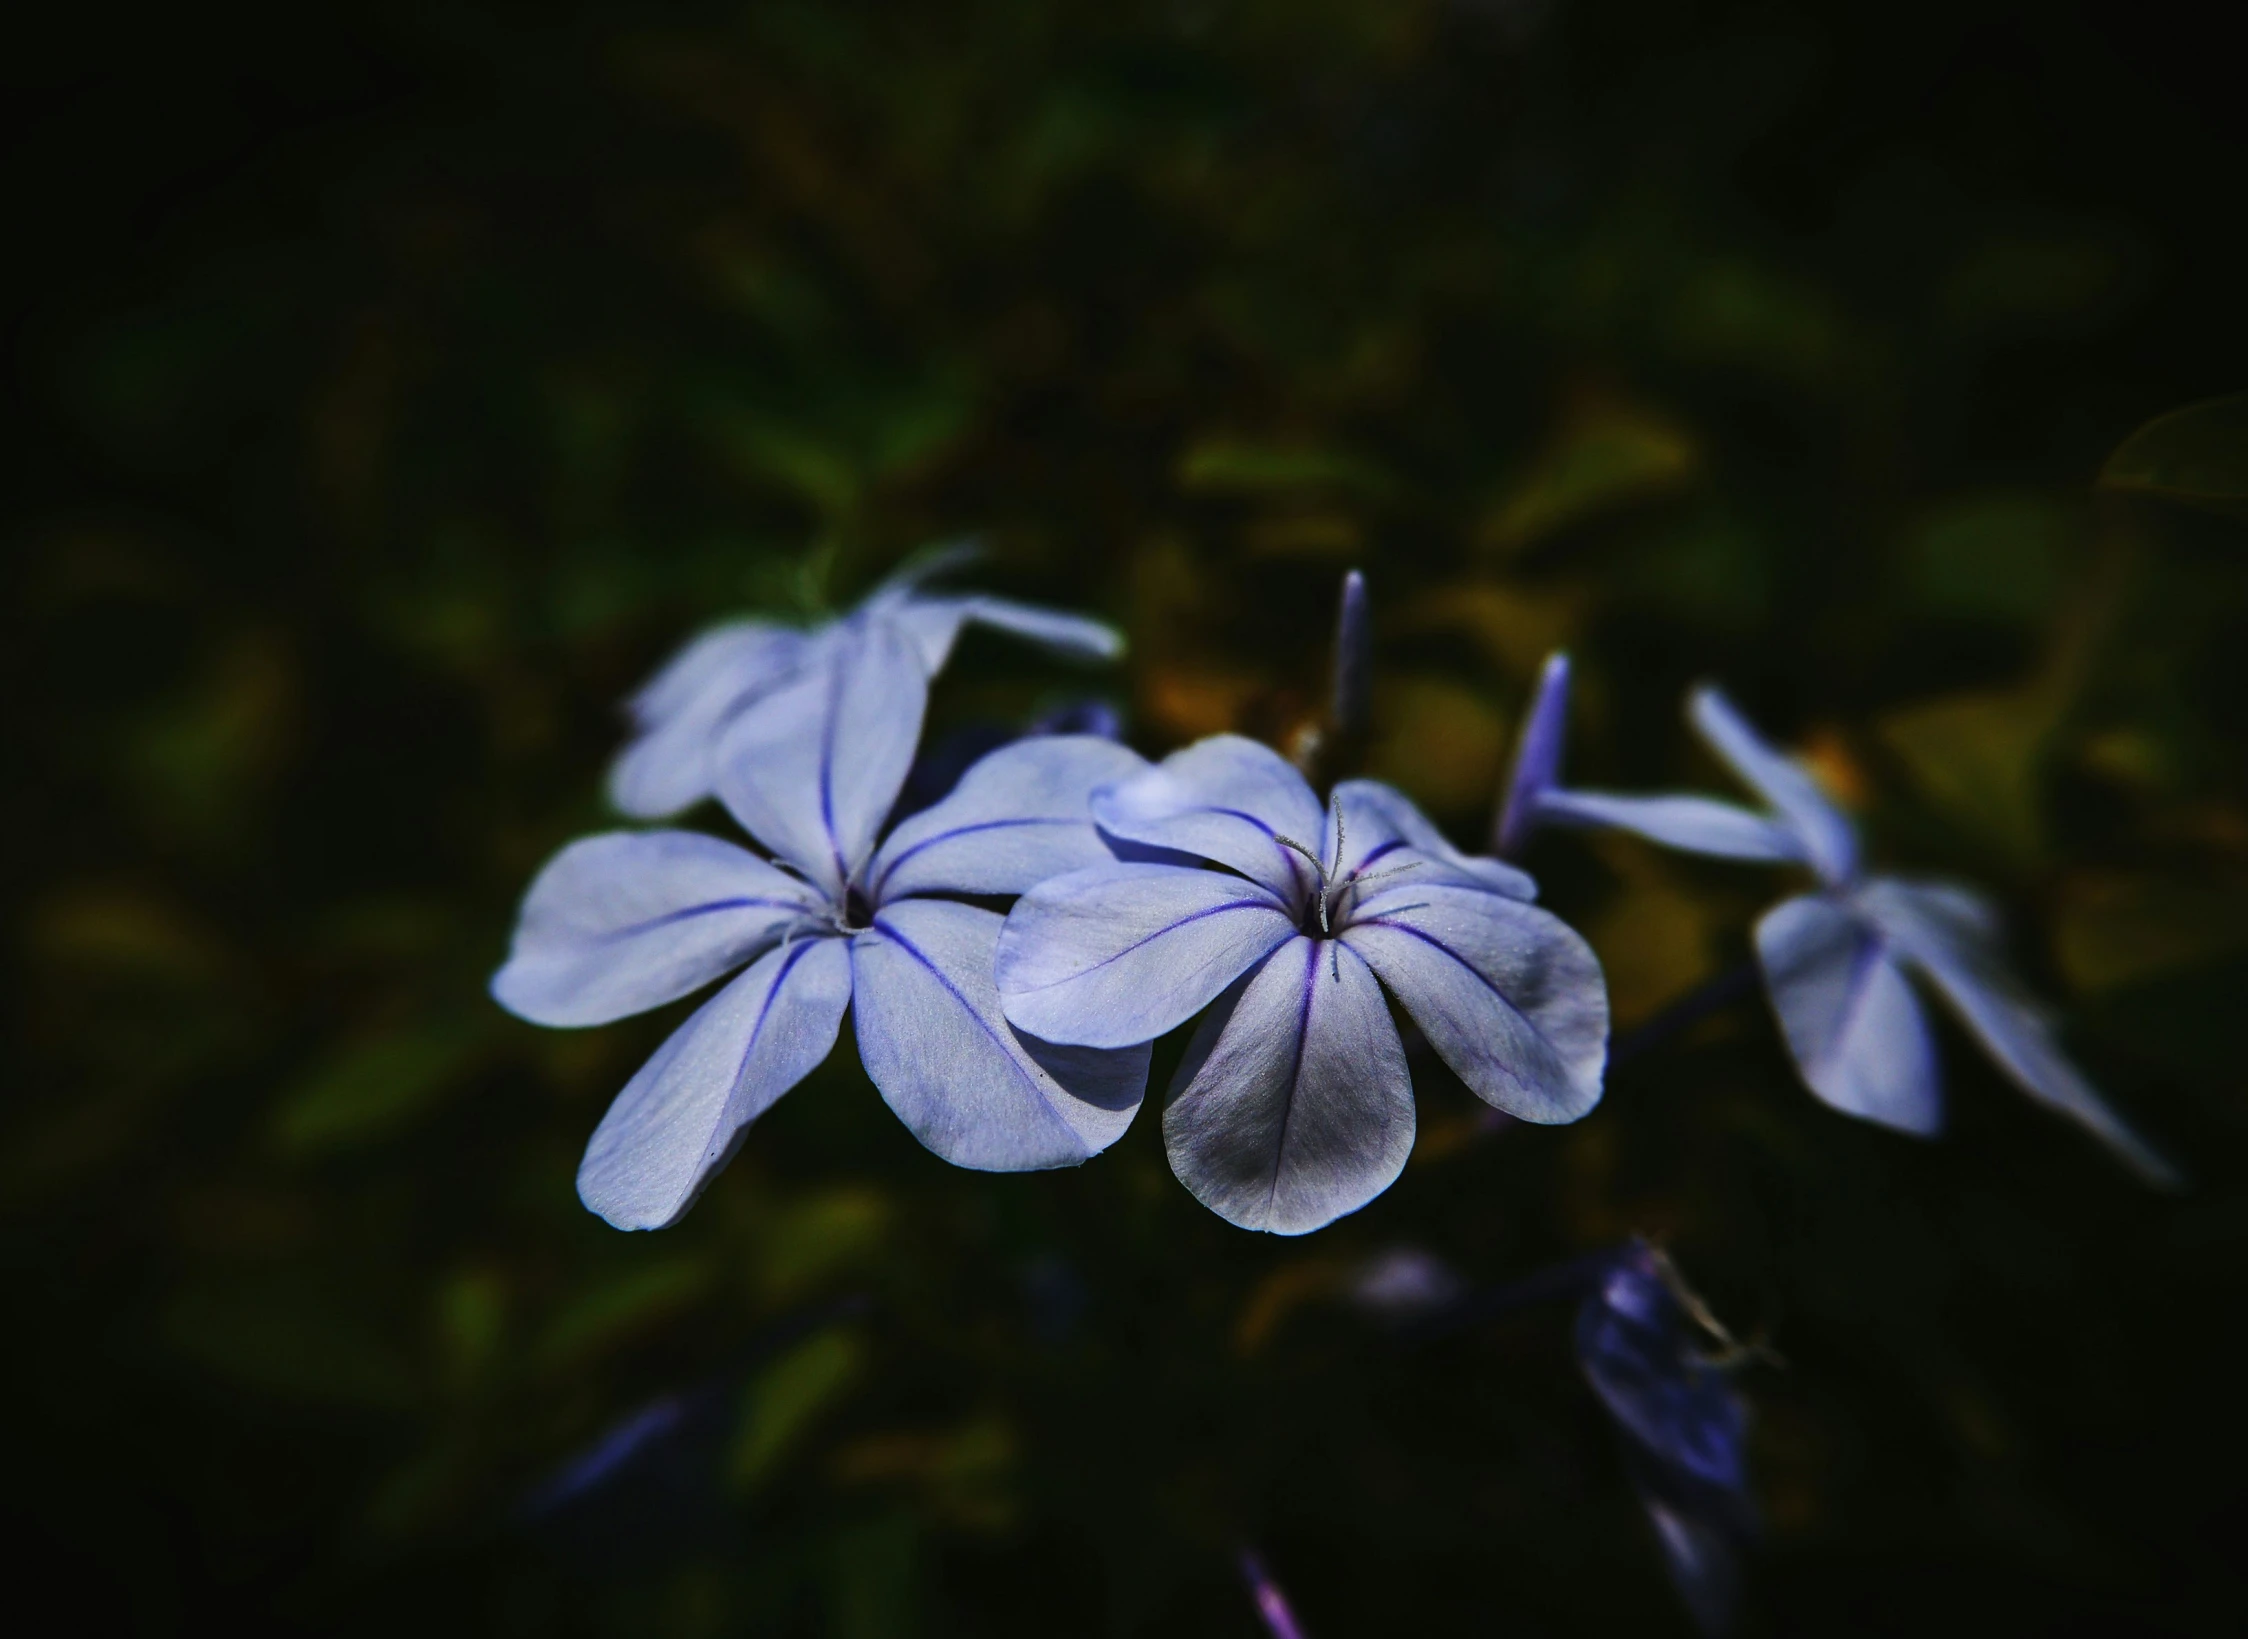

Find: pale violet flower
495;621;1151;1230
995;736;1609;1235
1500;656;2176;1185
609;543;1124;819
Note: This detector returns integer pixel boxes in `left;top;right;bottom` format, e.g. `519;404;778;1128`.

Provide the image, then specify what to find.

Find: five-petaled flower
494;621;1151;1230
1500;655;2175;1185
995;736;1610;1235
609;542;1124;820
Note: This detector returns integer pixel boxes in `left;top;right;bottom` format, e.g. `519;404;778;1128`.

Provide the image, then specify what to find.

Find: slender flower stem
1396;1247;1620;1346
1607;959;1760;1071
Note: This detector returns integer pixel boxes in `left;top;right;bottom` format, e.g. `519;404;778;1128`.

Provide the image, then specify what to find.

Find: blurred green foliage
5;2;2248;1634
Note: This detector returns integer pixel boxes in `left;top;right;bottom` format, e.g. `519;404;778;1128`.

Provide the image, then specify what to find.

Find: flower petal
491;831;825;1027
608;624;812;818
852;899;1149;1170
1091;734;1327;903
1495;651;1572;856
869;735;1148;903
1535;789;1804;864
959;595;1126;661
714;618;928;896
1859;877;2179;1185
882;594;1127;676
996;862;1296;1047
577;936;853;1230
1754;893;1939;1135
881;598;976;675
1328;778;1537;900
1341;881;1608;1122
1162;936;1414;1235
1688;685;1859;885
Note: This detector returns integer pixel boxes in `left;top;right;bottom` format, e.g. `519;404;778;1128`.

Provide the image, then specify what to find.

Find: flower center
840;885;875;932
1275;795;1421;940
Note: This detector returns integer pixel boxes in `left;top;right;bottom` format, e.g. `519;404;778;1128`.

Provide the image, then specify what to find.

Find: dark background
6;2;2247;1633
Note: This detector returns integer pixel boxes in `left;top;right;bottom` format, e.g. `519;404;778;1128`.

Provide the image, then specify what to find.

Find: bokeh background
7;2;2247;1633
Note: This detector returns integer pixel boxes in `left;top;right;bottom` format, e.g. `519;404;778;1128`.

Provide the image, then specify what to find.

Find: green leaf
1879;687;2062;862
728;1325;866;1492
269;1020;487;1157
1175;439;1397;502
534;1259;713;1369
1904;491;2079;623
2100;394;2248;513
752;1187;892;1305
1484;397;1696;553
825;1514;920;1639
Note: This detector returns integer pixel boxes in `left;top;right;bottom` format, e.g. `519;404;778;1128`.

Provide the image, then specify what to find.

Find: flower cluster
495;565;2174;1243
491;561;2182;1633
496;561;1608;1234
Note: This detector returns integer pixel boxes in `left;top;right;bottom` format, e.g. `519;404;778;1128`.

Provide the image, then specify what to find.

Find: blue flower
1575;1241;1758;1636
608;542;1125;819
1384;1238;1759;1632
1238;1548;1312;1639
994;735;1609;1234
494;621;1151;1229
1500;656;2176;1184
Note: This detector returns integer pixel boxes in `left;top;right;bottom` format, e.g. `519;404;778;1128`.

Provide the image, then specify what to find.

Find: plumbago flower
1575;1242;1760;1637
494;621;1152;1230
995;736;1609;1234
1379;1239;1759;1635
610;542;1124;819
1499;655;2176;1184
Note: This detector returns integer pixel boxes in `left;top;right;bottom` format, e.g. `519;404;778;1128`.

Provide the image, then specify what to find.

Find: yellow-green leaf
534;1259;713;1369
1175;438;1397;502
269;1021;486;1157
2100;393;2248;512
1484;396;1695;553
1879;687;2062;861
729;1325;866;1492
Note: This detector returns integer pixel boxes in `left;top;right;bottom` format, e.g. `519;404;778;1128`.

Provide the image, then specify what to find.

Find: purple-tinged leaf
1575;1248;1751;1495
1626;1448;1750;1637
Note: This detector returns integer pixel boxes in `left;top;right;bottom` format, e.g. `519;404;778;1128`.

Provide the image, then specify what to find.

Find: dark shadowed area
5;2;2246;1634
